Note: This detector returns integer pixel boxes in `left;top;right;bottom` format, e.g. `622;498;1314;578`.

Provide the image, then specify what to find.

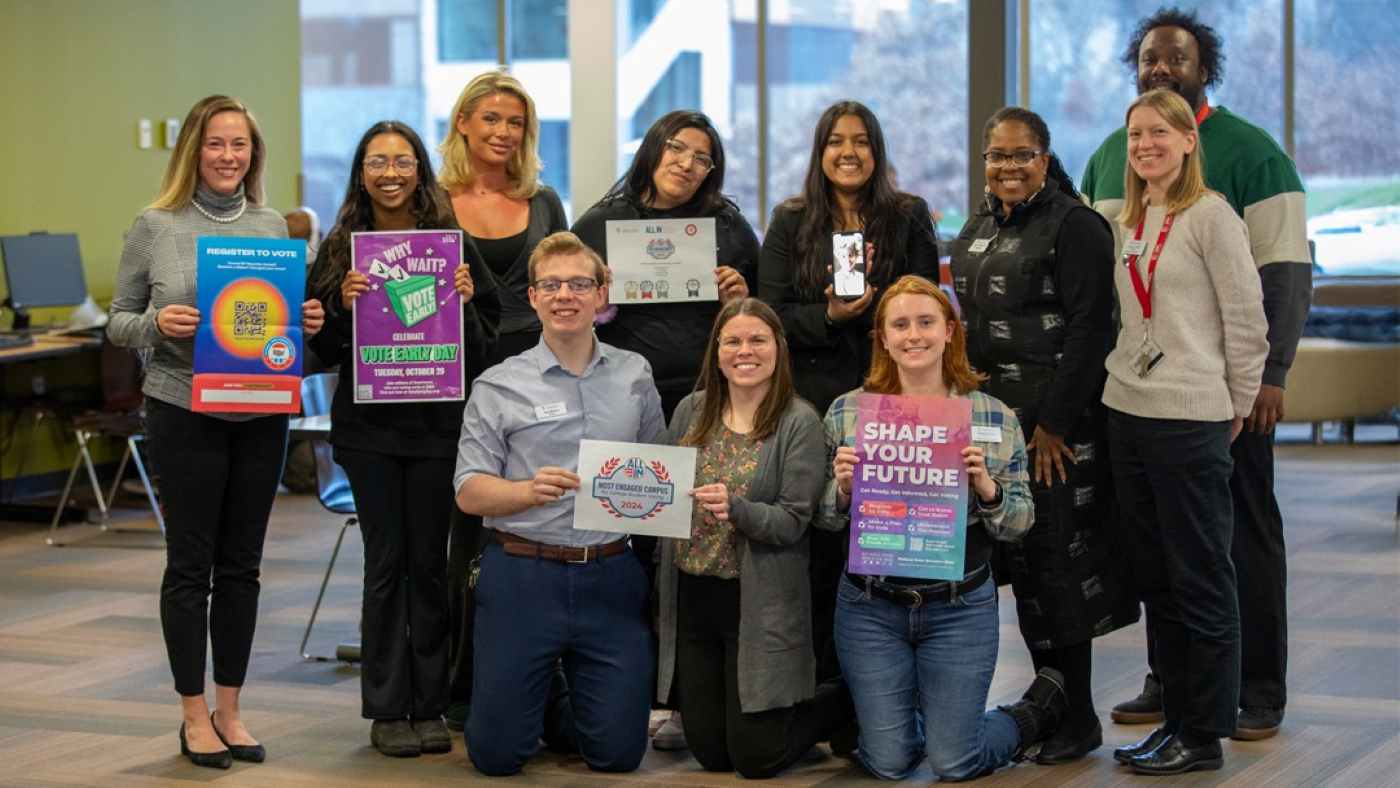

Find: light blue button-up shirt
455;337;666;546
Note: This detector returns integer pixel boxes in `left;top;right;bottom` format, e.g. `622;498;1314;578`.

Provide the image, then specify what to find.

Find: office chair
46;329;162;546
298;372;360;662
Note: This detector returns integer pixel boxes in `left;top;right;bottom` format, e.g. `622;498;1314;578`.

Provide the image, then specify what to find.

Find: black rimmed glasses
664;138;715;174
533;277;599;295
363;155;418;175
982;150;1044;168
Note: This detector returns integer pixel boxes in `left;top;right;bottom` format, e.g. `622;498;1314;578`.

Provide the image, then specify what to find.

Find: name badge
535;402;568;421
1122;239;1147;257
968;238;993;254
971;425;1002;443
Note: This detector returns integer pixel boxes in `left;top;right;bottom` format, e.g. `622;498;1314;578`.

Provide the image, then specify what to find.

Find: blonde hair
437;70;542;200
150;95;266;210
1117;89;1210;227
526;231;606;284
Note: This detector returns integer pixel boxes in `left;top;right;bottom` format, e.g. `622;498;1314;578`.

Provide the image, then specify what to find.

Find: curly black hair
1121;6;1225;89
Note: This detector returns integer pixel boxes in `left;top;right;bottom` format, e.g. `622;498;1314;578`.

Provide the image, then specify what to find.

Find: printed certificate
351;230;465;403
192;237;305;413
574;439;698;538
848;392;973;581
603;217;718;302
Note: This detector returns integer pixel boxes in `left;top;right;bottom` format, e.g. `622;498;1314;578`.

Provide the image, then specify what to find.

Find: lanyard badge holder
1124;211;1174;379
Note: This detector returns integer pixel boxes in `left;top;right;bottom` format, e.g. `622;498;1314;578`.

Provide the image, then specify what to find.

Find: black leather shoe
1113;726;1169;764
1232;706;1283;741
1111;674;1164;724
212;711;266;763
179;724;232;769
1128;734;1223;775
1035;721;1102;765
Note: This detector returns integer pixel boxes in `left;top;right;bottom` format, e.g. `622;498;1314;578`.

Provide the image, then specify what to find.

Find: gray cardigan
657;392;824;713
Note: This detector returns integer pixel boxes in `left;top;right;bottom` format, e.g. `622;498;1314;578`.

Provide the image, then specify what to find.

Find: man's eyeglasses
363;155;418;175
533;277;599;295
981;150;1044;168
664;139;715;174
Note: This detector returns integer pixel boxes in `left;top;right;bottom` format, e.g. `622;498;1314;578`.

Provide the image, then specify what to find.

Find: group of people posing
109;5;1307;782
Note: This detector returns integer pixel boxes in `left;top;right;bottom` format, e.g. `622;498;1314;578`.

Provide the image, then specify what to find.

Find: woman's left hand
454;263;475;304
690;483;731;522
302;299;325;338
961;445;999;504
1026;426;1076;487
714;266;748;305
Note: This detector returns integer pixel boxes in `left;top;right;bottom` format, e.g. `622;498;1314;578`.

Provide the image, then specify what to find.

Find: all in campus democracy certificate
603;217;717;302
573;439;698;539
849;392;973;581
351;230;465;403
192;237;305;413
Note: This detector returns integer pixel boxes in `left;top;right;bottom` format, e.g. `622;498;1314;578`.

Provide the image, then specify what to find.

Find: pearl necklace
191;196;247;224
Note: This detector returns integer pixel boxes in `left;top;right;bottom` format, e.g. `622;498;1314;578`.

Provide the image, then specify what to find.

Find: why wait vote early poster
849;392;973;581
352;230;465;403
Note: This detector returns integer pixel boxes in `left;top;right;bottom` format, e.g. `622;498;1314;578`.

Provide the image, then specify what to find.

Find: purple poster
352;230;465;403
848;392;973;581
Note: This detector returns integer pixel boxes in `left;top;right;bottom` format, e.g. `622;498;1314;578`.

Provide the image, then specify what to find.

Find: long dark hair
681;298;801;446
311;121;459;302
599;110;738;220
781;100;927;300
981;106;1079;203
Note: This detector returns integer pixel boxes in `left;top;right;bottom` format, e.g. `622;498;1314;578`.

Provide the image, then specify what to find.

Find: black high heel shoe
212;711;267;763
179;724;232;769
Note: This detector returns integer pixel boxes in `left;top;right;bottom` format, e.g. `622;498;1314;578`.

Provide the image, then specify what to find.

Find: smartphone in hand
832;231;866;300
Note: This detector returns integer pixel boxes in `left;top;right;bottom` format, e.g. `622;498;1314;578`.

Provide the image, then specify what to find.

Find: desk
0;334;98;364
288;414;331;441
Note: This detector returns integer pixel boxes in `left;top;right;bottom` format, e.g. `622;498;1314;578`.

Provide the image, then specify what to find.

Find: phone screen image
832;231;866;299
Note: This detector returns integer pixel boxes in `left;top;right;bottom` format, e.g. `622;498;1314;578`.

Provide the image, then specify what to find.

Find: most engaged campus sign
573;439;698;538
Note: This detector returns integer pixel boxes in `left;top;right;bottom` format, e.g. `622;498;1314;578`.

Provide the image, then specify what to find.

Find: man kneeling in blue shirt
454;231;665;776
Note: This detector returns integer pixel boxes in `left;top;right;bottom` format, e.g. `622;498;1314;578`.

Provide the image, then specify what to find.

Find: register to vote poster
848;392;973;581
351;230;465;403
191;237;305;413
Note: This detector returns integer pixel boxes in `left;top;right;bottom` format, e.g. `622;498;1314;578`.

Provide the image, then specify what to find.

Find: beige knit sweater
1103;193;1268;421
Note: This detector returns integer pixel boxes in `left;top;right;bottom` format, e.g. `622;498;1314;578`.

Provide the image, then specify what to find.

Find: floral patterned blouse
675;426;766;579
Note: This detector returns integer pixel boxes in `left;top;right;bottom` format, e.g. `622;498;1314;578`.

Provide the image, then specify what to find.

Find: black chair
298;372;360;662
46;329;162;546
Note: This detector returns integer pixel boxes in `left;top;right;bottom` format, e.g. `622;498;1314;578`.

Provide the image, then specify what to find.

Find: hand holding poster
352;230;466;403
192;237;305;413
604;218;718;302
848;392;973;581
574;439;698;538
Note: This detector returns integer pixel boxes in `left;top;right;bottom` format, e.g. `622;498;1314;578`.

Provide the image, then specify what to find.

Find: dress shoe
997;667;1068;759
1128;733;1223;775
1111;673;1164;724
179;724;232;769
412;717;453;754
212;711;266;762
1113;726;1169;764
444;702;469;733
372;718;422;757
1232;706;1283;741
1035;721;1102;765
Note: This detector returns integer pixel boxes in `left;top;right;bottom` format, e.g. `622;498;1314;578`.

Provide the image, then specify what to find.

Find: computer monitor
1;232;90;330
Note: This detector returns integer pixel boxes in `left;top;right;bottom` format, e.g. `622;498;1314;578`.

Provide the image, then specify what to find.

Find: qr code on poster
234;301;268;337
357;385;373;401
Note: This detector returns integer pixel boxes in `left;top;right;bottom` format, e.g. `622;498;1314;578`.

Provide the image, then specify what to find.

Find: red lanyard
1126;211;1175;320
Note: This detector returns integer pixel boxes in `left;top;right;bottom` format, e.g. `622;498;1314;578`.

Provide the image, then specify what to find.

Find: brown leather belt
864;565;990;609
493;530;628;563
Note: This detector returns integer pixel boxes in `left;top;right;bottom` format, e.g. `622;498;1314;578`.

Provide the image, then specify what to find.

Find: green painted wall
0;0;301;482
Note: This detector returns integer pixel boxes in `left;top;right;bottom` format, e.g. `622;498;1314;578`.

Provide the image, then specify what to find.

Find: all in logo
591;456;674;519
263;336;296;371
646;237;676;260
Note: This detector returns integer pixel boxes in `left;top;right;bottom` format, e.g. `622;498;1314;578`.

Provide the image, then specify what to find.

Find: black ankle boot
998;667;1068;760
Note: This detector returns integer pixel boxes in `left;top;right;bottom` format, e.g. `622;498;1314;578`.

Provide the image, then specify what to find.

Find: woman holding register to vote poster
820;275;1063;782
109;95;324;770
306;121;499;759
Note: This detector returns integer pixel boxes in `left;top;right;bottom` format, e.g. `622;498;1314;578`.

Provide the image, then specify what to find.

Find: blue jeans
834;573;1020;781
467;540;652;775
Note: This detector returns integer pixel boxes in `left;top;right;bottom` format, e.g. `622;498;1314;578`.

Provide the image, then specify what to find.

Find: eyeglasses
363;155;418;175
719;334;775;352
664;139;715;174
533;277;599;295
982;150;1044;168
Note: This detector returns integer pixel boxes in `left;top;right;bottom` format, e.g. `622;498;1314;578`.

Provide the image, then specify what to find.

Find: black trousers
676;572;853;778
1108;410;1240;741
1228;428;1288;711
336;448;453;720
146;399;287;696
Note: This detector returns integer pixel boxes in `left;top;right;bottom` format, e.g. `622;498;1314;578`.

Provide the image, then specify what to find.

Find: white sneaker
652;712;688;750
648;709;672;738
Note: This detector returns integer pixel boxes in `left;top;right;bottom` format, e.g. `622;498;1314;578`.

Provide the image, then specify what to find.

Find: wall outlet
164;118;180;149
138;119;153;150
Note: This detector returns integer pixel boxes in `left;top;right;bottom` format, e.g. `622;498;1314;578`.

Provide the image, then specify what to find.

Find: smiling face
822;114;874;195
716;313;777;395
1137;26;1208;111
649;126;712;210
1127;104;1198;196
362;133;418;227
528;252;605;340
198;111;252;197
457;91;527;170
984;120;1048;212
879;293;954;381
